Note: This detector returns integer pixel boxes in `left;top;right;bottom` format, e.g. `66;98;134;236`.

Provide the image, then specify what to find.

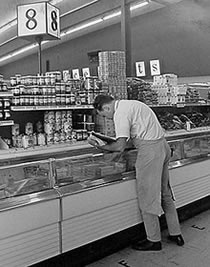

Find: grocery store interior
0;0;210;266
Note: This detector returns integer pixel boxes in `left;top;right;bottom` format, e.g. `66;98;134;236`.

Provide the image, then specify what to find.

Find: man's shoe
132;239;162;251
168;234;184;246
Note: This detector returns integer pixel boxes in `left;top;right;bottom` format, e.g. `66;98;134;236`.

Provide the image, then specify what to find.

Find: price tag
17;2;60;40
176;103;185;108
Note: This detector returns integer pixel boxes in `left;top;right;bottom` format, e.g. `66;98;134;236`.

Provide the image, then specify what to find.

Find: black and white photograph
0;1;210;266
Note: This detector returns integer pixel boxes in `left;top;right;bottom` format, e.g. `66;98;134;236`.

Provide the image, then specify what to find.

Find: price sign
135;61;146;77
150;59;161;76
17;2;60;40
82;67;90;78
72;69;80;80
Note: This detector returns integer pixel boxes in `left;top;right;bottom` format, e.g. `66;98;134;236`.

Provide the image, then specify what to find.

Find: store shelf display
98;51;127;99
11;110;90;149
0;74;13;123
127;77;158;105
9;72;103;108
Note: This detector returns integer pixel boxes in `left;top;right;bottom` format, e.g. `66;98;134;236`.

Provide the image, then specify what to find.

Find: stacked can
44;111;55;145
98;51;127;100
11;124;22;148
44;110;73;144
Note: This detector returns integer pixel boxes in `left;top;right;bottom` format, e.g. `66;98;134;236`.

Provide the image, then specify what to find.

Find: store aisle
86;209;210;267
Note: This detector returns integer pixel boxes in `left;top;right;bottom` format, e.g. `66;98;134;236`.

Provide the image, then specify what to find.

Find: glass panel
55;152;127;187
0;160;52;199
183;137;202;158
168;140;183;161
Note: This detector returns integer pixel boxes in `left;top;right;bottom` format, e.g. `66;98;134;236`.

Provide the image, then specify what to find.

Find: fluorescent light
103;0;149;20
62;0;99;17
62;18;103;36
130;1;149;10
0;19;17;34
0;0;150;63
0;43;38;63
12;43;38;57
103;11;121;21
50;0;63;4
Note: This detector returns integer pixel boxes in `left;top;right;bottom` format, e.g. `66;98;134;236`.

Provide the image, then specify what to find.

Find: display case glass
0;159;52;199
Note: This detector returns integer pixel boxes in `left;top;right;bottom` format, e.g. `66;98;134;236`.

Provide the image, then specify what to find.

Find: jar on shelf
15;74;21;85
10;77;17;86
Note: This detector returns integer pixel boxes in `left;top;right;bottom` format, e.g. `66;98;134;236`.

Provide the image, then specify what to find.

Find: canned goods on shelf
45;76;51;85
46;134;54;145
37;75;45;86
15;74;21;85
25;122;33;135
29;97;34;106
12;97;20;106
55;83;61;94
60;83;66;94
32;76;37;85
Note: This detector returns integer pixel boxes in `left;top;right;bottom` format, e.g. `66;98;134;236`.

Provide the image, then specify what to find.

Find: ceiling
0;0;183;67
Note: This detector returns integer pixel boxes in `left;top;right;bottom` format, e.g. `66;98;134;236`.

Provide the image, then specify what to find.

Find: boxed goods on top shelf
127;77;158;105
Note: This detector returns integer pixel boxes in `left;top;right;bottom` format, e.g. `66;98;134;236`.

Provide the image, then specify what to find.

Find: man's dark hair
93;94;114;111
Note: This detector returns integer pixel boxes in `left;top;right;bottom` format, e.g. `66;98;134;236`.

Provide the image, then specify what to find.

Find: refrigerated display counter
0;127;210;266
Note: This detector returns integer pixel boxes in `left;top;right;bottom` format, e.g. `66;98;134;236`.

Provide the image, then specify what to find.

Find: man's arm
96;137;128;152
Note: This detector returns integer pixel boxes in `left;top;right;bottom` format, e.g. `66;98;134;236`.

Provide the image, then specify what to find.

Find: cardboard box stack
96;51;127;136
98;51;127;100
152;74;187;105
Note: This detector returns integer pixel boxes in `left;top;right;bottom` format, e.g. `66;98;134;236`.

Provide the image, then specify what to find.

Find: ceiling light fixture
0;0;97;37
0;43;38;63
62;18;103;36
0;0;150;63
103;0;149;20
62;0;99;17
130;0;149;10
0;19;17;35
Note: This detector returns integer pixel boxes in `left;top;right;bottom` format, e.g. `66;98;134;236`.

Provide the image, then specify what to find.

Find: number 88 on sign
17;2;60;40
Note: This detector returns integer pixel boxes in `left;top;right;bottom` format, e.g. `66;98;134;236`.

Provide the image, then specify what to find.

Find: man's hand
87;136;99;148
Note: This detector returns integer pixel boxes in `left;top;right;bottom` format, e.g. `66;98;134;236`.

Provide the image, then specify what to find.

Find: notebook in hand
91;131;116;144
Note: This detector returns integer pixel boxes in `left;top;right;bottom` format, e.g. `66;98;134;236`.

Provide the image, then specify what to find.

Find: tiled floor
86;209;210;267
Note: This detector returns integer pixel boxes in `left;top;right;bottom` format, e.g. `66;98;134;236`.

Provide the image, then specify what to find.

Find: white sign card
17;2;60;39
63;70;71;82
150;59;161;76
72;69;80;80
135;61;146;77
82;68;90;78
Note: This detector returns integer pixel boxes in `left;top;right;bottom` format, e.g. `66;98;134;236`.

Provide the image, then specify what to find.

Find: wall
1;0;210;79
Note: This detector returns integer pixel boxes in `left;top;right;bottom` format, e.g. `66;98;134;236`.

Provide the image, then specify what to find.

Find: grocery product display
0;74;13;123
10;72;102;107
1;63;210;267
98;51;127;100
